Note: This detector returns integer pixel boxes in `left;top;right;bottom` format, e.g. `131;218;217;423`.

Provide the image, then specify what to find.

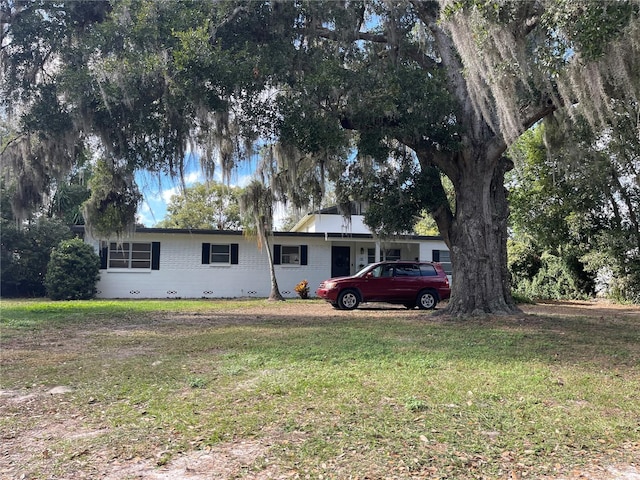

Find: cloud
233;172;253;188
161;185;180;204
136;201;157;227
185;170;202;184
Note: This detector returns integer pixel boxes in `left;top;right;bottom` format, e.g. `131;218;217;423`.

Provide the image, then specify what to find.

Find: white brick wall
86;229;448;299
90;232;333;299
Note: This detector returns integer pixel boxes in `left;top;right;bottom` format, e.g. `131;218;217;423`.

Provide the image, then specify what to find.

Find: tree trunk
429;148;520;317
260;229;285;302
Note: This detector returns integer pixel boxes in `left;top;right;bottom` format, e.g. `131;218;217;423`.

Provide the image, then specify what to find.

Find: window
211;244;230;263
103;242;160;270
432;250;452;275
202;243;239;265
420;264;438;276
396;264;421;276
369;264;394;278
384;249;401;261
110;242;150;269
281;245;300;264
367;248;401;263
273;245;308;265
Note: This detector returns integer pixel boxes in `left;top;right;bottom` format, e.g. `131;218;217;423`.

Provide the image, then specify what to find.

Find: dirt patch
102;439;284;480
0;384;303;479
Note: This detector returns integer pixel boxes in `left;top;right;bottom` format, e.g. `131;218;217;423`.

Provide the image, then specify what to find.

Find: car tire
331;302;340;309
337;290;360;310
416;289;437;310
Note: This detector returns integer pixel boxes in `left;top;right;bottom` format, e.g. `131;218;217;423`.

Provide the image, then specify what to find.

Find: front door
331;246;351;278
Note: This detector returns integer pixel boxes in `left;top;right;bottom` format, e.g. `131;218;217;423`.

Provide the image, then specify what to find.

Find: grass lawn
1;298;639;479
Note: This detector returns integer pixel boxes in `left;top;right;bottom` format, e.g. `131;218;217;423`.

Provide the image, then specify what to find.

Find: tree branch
521;98;557;131
209;4;249;39
313;25;388;44
0;131;26;158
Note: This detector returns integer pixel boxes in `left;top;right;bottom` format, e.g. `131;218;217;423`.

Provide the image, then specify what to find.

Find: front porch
328;238;446;278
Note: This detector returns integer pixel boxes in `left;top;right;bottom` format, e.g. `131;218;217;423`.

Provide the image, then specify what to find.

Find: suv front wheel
337;289;360;310
417;289;437;310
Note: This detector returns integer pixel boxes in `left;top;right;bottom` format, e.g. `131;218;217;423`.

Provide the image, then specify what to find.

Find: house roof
72;225;442;242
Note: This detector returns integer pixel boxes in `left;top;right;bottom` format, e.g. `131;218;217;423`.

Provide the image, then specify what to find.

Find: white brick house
80;208;450;299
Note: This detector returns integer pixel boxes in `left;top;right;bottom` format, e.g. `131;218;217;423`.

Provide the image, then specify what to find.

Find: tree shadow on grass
142;301;640;370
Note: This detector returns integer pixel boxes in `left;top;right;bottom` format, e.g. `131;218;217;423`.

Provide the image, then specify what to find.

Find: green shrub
608;259;640;304
512;252;592;301
509;239;596;301
507;239;542;287
45;238;101;300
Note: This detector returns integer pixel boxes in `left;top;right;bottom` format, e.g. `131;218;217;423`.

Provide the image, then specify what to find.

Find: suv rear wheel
417;289;437;310
337;289;360;310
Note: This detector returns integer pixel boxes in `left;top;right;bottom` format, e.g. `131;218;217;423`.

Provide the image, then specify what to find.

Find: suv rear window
420;264;438;276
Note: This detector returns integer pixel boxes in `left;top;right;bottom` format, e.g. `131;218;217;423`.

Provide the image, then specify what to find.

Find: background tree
279;205;307;233
47;157;92;226
508;125;596;299
3;1;639;313
156;182;242;230
1;1;111;220
508;111;640;302
81;159;142;239
0;180;73;297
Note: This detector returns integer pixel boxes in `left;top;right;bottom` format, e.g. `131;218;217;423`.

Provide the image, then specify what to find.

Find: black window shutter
151;242;161;270
230;243;239;264
300;245;308;265
100;243;108;269
432;250;440;262
202;243;210;264
273;244;281;265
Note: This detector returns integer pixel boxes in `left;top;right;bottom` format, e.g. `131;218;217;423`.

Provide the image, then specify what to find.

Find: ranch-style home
79;204;451;299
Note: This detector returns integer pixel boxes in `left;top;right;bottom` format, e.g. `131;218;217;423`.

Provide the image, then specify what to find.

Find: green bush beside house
45;238;101;300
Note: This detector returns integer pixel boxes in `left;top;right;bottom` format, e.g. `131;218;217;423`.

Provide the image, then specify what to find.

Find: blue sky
135;159;254;227
134;154;289;228
135;168;204;227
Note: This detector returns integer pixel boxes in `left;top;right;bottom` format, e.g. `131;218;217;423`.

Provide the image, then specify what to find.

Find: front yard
1;299;639;479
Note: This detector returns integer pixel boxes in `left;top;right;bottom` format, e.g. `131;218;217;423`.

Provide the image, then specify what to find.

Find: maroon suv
316;261;451;310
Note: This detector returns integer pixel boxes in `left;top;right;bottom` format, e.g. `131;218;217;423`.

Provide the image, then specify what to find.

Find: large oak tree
2;1;639;315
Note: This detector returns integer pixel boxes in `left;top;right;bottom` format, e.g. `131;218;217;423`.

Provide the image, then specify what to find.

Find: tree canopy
155;182;242;230
2;0;639;313
508;110;640;302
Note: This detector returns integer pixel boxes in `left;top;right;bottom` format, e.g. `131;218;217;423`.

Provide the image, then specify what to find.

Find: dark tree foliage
508;114;640;303
2;1;639;313
0;182;74;297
